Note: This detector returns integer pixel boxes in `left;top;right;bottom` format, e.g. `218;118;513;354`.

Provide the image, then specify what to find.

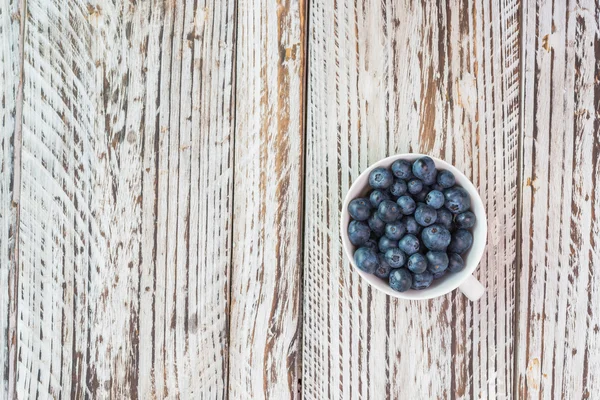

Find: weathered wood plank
17;0;235;398
227;0;306;398
0;0;22;397
517;0;600;398
303;0;520;398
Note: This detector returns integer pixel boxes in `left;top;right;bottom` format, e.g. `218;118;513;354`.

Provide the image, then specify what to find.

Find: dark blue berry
421;224;451;251
437;169;456;188
368;213;386;236
348;220;371;246
375;255;392;279
430;183;445;192
436;208;454;231
354;247;379;273
398;234;420;255
407;179;423;195
455;211;476;229
389;179;408;197
448;229;473;254
385;248;407;268
378;200;400;223
391;159;413;180
412;186;430;202
402;216;421;235
414;204;438;227
369;190;390;208
348;197;371;221
385;220;406;240
407;253;427;273
378;236;398;253
369;167;394;189
364;239;378;251
411;271;433;290
389;268;412;292
448;253;465;273
396;195;416;215
412;156;437;185
432;270;447;280
425;190;445;209
426;251;449;273
444;186;471;214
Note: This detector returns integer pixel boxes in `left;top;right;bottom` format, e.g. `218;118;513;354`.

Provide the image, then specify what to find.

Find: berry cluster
348;156;475;292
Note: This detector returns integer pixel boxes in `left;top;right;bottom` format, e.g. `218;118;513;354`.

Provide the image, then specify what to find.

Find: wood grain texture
17;0;235;398
227;0;306;398
303;0;520;398
0;0;22;398
517;0;600;398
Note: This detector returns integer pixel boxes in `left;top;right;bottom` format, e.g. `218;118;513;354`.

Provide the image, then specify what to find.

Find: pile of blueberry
347;156;476;292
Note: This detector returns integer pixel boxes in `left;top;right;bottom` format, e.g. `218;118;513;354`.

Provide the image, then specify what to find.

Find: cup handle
458;274;485;301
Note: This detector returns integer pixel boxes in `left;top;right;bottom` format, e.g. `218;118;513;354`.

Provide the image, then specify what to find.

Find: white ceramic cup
341;154;487;301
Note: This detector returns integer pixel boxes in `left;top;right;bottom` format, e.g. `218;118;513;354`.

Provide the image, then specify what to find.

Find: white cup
341;154;487;301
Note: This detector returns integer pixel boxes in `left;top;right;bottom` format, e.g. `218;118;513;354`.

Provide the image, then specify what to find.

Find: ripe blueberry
348;197;371;221
348;220;371;246
369;167;394;189
389;268;412;292
391;159;413;180
407;253;427;273
354;247;379;273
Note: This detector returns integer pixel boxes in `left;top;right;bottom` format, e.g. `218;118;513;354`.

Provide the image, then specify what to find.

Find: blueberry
402;216;421;235
391;159;413;180
369;190;390;208
348;197;371;221
389;179;408;197
407;179;423;195
396;195;416;215
378;200;400;223
421;224;451;251
407;253;427;273
378;236;398;253
430;183;445;192
411;271;433;290
369;167;394;189
455;211;476;229
426;251;449;273
364;239;378;251
437;169;456;188
444;186;471;214
414;204;438;227
425;190;445;209
412;156;437;185
389;268;412;292
385;220;406;240
385;248;407;268
375;255;392;279
368;213;386;236
436;208;454;231
398;234;420;255
448;229;473;254
348;220;371;246
354;247;379;273
448;253;465;273
432;270;447;280
412;186;430;202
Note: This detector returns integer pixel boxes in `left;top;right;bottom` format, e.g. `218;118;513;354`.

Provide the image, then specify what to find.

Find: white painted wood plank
0;0;22;397
17;0;235;398
517;0;600;398
227;0;306;398
303;0;520;398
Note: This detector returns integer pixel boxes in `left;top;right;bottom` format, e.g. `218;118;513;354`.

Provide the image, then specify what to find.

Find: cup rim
340;153;487;300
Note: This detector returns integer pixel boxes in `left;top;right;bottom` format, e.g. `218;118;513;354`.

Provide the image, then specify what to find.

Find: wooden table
1;0;598;398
